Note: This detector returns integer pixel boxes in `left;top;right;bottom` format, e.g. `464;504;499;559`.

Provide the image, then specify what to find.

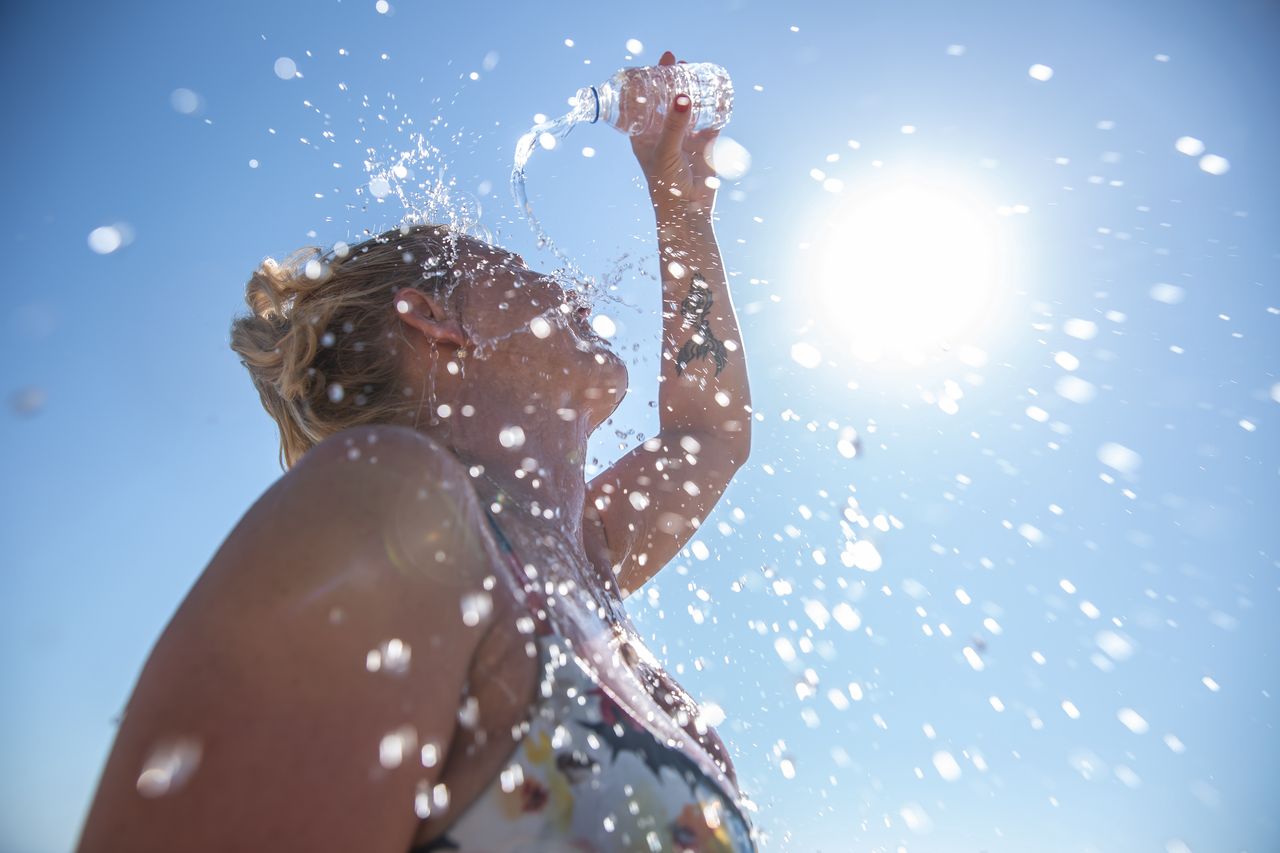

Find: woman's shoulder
297;423;469;485
274;425;479;525
77;425;502;851
207;420;491;604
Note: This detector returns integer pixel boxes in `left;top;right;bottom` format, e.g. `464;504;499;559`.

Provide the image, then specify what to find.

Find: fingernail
674;94;690;114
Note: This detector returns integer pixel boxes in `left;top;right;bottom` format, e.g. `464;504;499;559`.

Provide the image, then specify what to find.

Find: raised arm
587;51;752;597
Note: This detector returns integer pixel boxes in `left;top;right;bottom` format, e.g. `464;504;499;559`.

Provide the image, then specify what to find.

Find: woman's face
445;235;629;425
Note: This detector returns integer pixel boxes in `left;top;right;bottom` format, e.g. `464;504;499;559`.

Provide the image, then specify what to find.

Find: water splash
510;101;598;288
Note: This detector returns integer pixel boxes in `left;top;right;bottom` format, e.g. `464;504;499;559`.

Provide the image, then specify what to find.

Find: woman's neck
417;403;596;554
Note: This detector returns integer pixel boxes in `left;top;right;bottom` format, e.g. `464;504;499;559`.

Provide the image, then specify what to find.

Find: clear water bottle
577;61;734;136
511;61;734;278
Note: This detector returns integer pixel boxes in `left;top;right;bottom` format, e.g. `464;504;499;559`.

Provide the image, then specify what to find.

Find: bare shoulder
76;425;497;853
258;423;490;580
295;423;477;511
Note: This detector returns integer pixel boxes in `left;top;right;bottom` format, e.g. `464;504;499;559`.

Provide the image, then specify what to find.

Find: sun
809;175;1009;366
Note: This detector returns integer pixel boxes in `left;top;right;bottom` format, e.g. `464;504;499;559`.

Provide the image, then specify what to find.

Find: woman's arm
76;426;497;853
587;52;752;597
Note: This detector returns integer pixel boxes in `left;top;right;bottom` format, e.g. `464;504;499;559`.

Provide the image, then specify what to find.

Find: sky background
2;1;1277;851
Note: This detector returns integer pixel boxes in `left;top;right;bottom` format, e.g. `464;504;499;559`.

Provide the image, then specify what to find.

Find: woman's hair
229;222;462;471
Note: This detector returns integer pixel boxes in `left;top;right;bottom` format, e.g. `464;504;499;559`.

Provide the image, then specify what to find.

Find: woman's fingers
656;95;693;166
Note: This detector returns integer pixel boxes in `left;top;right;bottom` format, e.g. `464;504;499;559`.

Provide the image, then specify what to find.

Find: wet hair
229;222;463;471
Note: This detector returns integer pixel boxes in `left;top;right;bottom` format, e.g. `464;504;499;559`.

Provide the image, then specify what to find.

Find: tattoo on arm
674;271;728;376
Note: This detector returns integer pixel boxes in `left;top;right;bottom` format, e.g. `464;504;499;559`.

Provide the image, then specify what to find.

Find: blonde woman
78;51;755;852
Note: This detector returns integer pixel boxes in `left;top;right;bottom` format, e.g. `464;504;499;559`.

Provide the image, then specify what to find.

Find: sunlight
810;175;1007;366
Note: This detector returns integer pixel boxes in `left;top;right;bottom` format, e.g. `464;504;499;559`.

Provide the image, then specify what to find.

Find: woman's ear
392;287;468;349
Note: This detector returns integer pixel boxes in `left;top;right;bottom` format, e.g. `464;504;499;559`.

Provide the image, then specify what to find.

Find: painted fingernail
674;94;690;113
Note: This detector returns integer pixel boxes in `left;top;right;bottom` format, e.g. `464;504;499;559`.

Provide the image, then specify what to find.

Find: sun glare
811;178;1008;366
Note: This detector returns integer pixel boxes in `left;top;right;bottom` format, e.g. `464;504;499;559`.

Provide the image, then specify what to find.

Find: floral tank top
410;508;759;852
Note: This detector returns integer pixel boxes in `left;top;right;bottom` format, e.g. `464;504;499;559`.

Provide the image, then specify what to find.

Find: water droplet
1098;442;1141;475
1068;748;1106;780
372;638;411;674
831;603;861;631
1028;63;1054;81
499;426;526;449
1198;153;1230;175
1150;282;1185;304
698;701;725;726
1117;707;1149;734
273;57;298;80
710;136;751;179
170;88;200;115
414;781;432;818
590;314;616;337
499;764;525;792
625;38;644;54
88;225;125;255
932;750;962;781
900;802;934;833
379;726;416;768
1062;318;1098;340
790;342;822;369
1055;375;1096;403
1054;351;1080;371
1096;630;1135;661
845;539;882;571
461;591;493;627
136;737;203;798
432;782;450;811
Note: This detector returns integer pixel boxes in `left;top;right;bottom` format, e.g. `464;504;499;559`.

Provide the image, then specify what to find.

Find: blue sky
2;1;1277;851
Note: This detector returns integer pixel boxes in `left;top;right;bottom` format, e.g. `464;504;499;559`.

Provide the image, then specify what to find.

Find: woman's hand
629;50;720;218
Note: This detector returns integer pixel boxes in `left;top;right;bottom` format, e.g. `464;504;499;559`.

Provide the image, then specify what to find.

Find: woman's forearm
651;200;752;458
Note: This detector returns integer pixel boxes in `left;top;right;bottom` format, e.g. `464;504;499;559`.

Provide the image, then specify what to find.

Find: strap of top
481;504;521;564
482;505;554;637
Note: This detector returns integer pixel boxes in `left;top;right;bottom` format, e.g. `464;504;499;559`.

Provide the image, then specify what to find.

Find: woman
77;50;754;852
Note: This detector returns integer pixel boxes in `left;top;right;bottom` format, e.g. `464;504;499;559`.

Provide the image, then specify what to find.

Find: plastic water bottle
577;61;734;136
511;62;734;274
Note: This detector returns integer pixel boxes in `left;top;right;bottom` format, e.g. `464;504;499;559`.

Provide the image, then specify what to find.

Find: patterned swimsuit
410;508;758;852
